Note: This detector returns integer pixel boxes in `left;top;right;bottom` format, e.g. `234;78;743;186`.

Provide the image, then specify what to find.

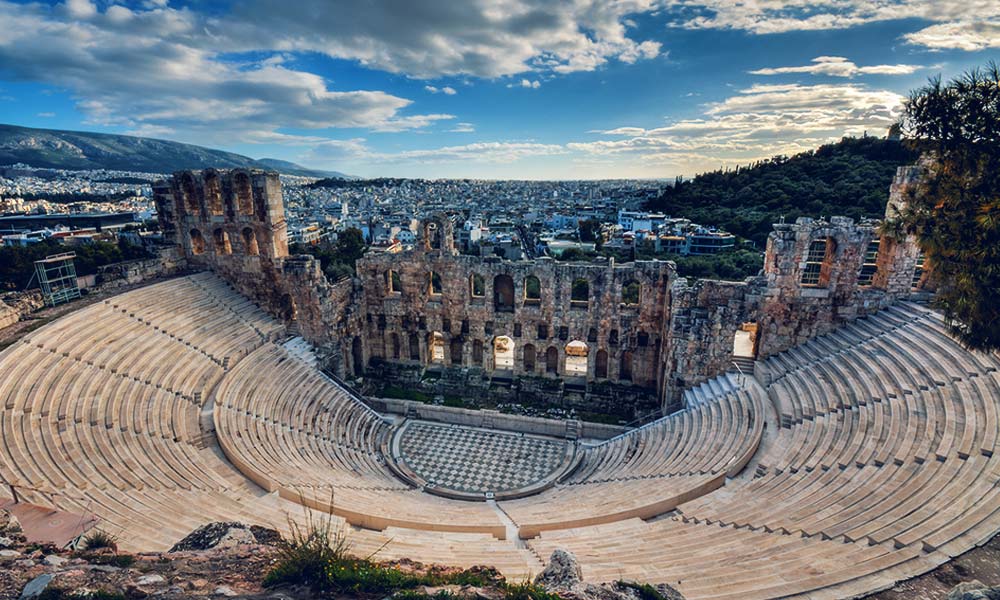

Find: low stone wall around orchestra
371;397;627;440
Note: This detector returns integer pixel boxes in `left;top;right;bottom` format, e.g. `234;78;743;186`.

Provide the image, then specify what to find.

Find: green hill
646;136;920;244
0;123;352;177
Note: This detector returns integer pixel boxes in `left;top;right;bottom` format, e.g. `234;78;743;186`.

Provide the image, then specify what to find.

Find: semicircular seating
2;273;1000;600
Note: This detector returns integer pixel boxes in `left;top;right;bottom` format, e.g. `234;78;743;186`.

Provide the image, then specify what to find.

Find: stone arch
470;273;485;298
801;236;837;287
189;229;206;255
524;275;541;302
423;220;442;250
493;335;515;370
571;277;589;307
428;271;443;296
351;337;364;376
213;228;232;255
595;349;609;378
564;340;588;377
621;280;640;305
233;171;253;216
279;293;296;322
428;331;445;364
523;343;536;372
472;339;484;366
450;337;463;366
390;333;401;359
181;172;200;215
386;269;401;294
620;350;633;381
408;333;421;361
545;346;559;374
204;169;224;216
494;275;514;312
242;227;259;255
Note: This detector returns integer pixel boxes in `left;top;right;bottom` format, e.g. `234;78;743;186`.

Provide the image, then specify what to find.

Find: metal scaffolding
34;252;82;307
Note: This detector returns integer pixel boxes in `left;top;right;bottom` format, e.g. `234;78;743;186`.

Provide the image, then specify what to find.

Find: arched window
620;351;633;381
181;173;200;215
386;270;401;294
428;332;445;363
545;346;559;374
279;293;296;322
428;271;443;296
189;229;205;255
450;338;463;366
493;336;515;370
234;171;253;215
564;340;588;377
523;344;536;372
409;333;421;361
494;275;514;312
204;170;223;216
472;339;484;366
524;275;541;303
622;280;640;305
351;337;364;376
571;278;589;308
470;273;485;298
213;228;232;255
801;237;836;287
390;333;400;359
242;227;259;255
595;349;609;378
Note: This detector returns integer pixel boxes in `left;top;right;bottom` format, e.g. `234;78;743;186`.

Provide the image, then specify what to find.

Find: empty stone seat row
213;343;508;538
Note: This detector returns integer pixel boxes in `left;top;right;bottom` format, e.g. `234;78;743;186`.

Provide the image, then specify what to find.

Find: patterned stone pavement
397;421;570;494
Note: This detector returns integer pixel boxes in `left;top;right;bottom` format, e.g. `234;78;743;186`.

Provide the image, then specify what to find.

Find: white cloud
300;138;567;167
227;0;663;78
750;56;924;78
508;79;541;89
904;20;1000;51
0;1;448;144
668;1;1000;53
449;122;475;133
36;112;55;118
571;82;904;173
424;85;457;95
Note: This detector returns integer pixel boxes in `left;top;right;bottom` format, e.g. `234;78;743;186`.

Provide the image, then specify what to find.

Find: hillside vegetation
646;136;919;244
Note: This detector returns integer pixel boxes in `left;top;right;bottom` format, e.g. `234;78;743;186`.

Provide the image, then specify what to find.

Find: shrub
80;530;118;552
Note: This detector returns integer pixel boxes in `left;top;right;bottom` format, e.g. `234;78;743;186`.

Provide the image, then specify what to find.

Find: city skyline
0;0;996;179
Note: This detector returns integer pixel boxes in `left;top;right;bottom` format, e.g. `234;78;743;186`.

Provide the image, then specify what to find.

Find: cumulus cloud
570;82;904;172
300;138;567;166
227;0;662;78
0;1;448;144
750;56;924;78
904;20;1000;51
508;79;541;89
668;1;1000;53
424;85;457;95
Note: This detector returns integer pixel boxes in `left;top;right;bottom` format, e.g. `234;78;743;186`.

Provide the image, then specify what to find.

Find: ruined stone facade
152;166;930;418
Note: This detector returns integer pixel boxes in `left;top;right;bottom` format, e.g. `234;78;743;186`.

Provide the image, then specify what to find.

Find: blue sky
0;1;997;179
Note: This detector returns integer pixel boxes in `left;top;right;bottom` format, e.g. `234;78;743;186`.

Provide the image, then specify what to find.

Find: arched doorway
595;349;609;379
545;346;559;374
450;338;463;366
428;332;445;363
493;336;515;370
733;322;759;359
620;351;633;382
189;229;205;255
494;275;514;312
390;333;400;359
409;333;421;361
242;228;259;255
351;337;364;377
523;344;536;372
564;340;588;377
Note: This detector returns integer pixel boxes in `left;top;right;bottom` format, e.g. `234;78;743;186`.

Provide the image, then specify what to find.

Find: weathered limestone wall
152;165;932;416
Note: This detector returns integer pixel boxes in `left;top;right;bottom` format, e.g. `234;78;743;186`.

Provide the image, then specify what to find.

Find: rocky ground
3;507;998;600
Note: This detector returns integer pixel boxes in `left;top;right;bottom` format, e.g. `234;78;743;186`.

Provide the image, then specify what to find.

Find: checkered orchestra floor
396;421;571;495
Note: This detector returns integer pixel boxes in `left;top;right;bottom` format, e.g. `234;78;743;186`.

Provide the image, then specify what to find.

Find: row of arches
189;227;260;257
385;271;642;309
376;333;634;381
179;171;256;218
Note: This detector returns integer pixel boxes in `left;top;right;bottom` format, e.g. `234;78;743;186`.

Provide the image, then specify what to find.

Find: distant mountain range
0;124;356;179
